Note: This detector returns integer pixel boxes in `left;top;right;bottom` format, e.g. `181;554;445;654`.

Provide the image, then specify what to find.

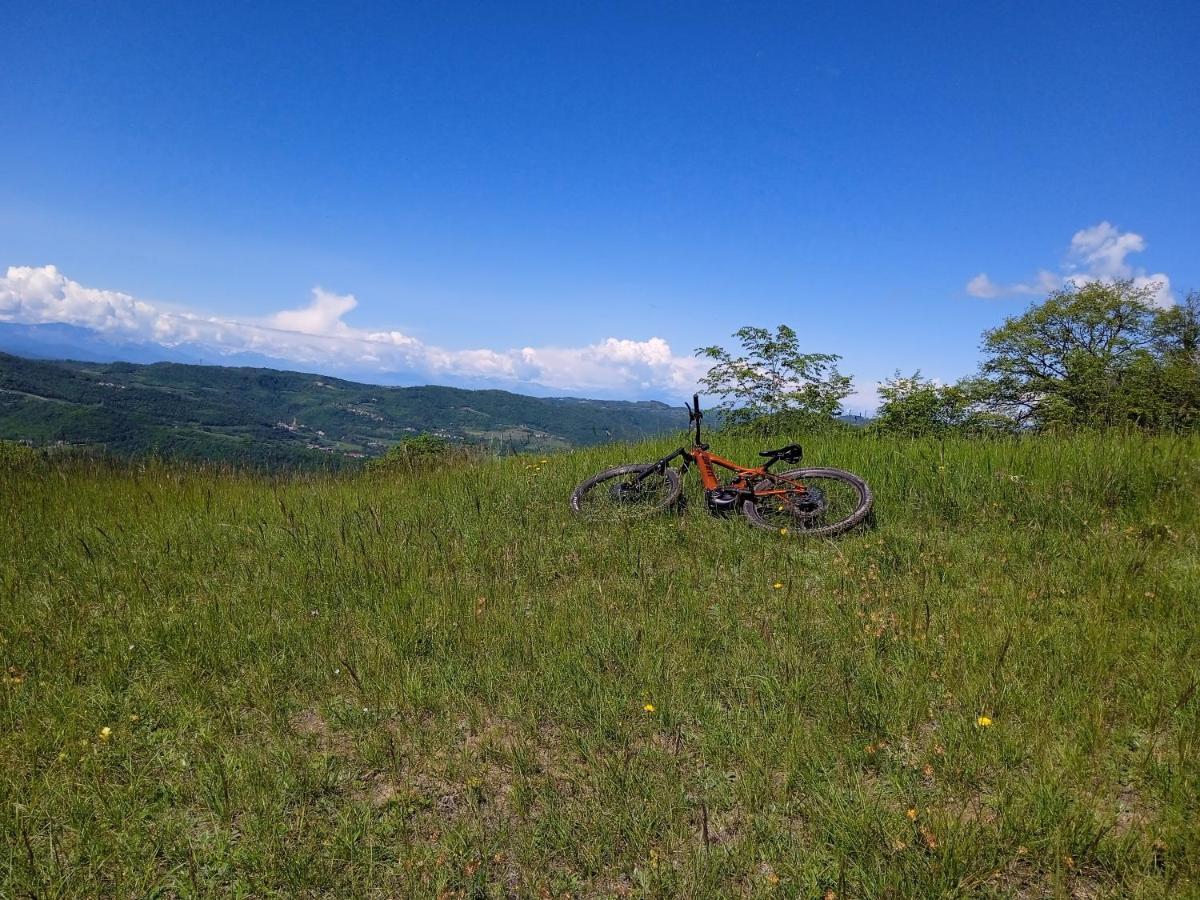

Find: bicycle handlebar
688;394;702;443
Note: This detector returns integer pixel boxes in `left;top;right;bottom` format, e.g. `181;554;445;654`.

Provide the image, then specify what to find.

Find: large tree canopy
973;281;1199;429
866;282;1200;436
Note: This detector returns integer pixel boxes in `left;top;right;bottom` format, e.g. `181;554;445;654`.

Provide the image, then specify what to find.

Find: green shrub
366;433;473;473
869;372;1016;437
0;440;37;470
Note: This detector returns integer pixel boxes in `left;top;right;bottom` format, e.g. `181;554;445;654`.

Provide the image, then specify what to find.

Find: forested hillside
0;353;688;466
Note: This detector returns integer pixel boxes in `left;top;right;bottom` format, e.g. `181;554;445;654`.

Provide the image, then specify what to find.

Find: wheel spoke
573;467;678;522
753;474;864;533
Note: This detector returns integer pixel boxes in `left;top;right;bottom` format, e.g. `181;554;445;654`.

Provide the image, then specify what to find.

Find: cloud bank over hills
4;220;1173;408
0;265;707;398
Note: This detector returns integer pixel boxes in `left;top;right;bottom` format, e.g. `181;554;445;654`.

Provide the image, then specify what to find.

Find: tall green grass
2;432;1197;897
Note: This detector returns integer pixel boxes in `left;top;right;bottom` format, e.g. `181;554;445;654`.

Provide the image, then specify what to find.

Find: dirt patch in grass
290;707;355;755
692;802;743;848
585;876;634;898
1111;781;1155;835
930;791;1001;827
353;770;403;807
291;707;328;738
988;856;1110;899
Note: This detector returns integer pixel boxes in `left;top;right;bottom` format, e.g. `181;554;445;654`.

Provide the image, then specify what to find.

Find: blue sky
2;1;1197;409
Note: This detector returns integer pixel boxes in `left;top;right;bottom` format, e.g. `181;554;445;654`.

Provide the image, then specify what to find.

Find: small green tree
695;325;852;434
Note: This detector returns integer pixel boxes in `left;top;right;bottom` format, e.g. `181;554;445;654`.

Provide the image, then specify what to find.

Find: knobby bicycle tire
570;463;683;521
743;467;873;538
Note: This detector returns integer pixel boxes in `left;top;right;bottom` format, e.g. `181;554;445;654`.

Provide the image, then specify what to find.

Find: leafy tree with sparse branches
695;325;853;434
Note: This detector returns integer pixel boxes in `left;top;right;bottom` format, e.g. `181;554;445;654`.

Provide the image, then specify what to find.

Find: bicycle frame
691;447;801;496
641;444;807;499
635;394;809;501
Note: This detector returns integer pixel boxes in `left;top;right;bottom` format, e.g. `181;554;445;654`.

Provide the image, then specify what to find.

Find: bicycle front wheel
570;463;683;522
743;467;872;538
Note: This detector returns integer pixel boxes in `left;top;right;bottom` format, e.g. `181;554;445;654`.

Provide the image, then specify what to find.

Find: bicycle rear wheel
743;467;872;538
570;463;683;522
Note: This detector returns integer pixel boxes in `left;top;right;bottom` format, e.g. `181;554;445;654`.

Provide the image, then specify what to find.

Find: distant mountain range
0;322;407;383
0;323;212;366
0;352;691;467
0;321;615;396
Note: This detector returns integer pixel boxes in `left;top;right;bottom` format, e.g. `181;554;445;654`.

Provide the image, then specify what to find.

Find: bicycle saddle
759;443;803;463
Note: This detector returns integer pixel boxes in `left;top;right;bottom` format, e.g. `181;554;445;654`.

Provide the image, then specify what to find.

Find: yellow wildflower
779;527;789;536
643;703;655;713
772;582;784;590
906;807;918;821
976;715;993;727
98;726;112;741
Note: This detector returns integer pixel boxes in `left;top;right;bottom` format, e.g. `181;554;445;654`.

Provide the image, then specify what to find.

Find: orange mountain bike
570;394;873;538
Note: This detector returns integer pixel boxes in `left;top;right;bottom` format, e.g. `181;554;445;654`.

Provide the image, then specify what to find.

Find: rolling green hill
0;352;689;466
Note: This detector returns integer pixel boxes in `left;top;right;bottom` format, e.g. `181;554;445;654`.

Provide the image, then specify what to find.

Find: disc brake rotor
781;485;826;520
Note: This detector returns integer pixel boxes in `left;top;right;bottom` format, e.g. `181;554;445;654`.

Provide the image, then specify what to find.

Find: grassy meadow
2;431;1198;897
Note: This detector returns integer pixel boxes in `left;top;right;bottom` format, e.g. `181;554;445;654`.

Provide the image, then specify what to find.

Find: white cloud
966;222;1173;307
964;273;1002;299
965;269;1061;299
270;288;359;335
513;338;706;394
1066;222;1143;279
0;264;705;397
0;264;158;333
